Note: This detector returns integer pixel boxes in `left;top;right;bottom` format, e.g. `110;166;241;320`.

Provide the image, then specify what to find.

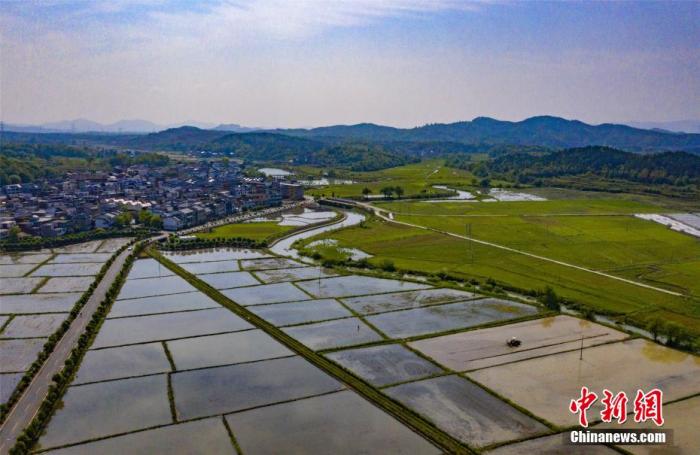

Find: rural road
0;247;132;454
348;199;684;298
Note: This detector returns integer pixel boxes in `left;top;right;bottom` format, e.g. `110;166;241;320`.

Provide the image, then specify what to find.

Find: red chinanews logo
569;387;664;427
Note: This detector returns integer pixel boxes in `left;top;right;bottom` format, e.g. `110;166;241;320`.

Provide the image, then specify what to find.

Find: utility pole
579;332;584;360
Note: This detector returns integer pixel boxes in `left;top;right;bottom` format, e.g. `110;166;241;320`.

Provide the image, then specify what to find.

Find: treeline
0;143;169;185
460;146;700;187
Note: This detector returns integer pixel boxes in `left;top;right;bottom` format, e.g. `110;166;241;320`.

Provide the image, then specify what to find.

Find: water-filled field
30;247;699;454
247;298;352;326
410;315;629;371
296;275;430;298
222;282;312;305
253;266;337;283
326;344;443;386
196;270;260;289
0;243;115;406
467;338;700;426
385;375;547;448
367;298;538;339
282;317;383;350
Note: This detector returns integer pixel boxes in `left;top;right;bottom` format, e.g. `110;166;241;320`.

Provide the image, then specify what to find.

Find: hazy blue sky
1;0;698;128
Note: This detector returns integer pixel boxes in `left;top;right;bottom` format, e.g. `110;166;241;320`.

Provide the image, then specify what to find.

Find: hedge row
0;228;155;252
9;242;143;454
0;239;137;425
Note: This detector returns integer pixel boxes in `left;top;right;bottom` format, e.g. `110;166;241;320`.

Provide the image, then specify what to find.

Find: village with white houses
0;159;304;238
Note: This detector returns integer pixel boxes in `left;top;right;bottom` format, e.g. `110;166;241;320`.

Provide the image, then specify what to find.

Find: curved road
0;247;132;454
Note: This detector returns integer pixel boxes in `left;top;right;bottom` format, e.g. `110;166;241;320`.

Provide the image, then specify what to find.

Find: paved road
346;199;684;298
0;248;132;454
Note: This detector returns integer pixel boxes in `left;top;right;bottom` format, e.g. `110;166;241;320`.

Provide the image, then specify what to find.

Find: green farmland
303;195;700;338
304;160;505;199
195;221;293;242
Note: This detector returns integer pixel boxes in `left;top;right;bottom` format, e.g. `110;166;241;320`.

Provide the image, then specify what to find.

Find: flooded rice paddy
326;344;443;386
282;317;383;350
240;257;305;270
92;308;253;348
125;258;174;279
166;330;293;370
385;375;547;448
366;298;538;339
107;291;220;318
1;314;67;338
28;246;700;453
247;298;352;326
0;264;37;278
221;282;312;305
31;263;103;277
226;390;440;455
179;259;240;274
467;338;700;426
253;266;337;283
0;242;117;405
196;271;260;290
341;287;479;315
172;356;343;420
73;343;171;385
117;275;196;299
43;417;234;455
39;375;172;449
37;276;95;293
410;315;629;371
295;274;430;298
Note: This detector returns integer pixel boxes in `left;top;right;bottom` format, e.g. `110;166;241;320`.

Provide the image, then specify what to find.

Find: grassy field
195;221;293;242
304;160;508;199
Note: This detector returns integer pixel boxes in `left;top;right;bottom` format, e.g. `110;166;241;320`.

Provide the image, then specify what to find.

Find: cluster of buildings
0;160;304;238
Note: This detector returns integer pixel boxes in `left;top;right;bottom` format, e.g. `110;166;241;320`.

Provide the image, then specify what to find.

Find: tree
7;225;22;241
114;212;133;228
149;214;163;229
479;178;491;188
380;186;394;198
394;186;404;198
362;187;372;197
138;209;152;225
540;286;561;311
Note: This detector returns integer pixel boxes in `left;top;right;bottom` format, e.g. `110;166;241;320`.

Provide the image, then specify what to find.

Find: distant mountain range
3;116;700;153
275;116;700;152
3;119;228;133
625;120;700;134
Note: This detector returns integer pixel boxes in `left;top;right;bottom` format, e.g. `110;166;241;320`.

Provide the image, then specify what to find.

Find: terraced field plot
36;253;441;454
0;243;115;407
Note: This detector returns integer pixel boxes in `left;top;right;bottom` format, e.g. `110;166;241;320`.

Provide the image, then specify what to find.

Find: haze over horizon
1;1;698;128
